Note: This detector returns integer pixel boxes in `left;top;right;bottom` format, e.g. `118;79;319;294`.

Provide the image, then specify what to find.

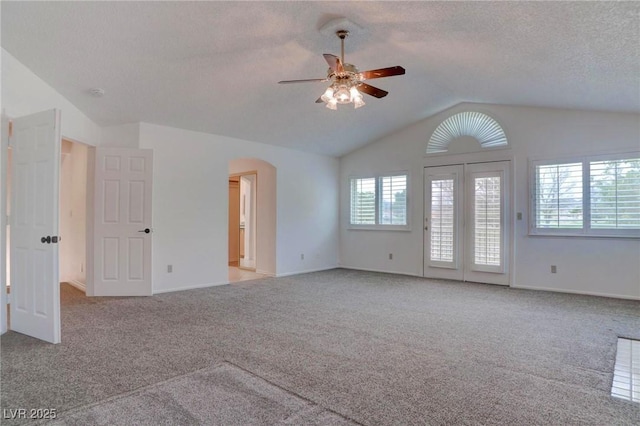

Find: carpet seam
31;361;228;425
224;359;366;426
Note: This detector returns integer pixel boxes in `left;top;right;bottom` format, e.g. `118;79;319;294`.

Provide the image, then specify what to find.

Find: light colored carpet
47;362;355;425
1;269;639;425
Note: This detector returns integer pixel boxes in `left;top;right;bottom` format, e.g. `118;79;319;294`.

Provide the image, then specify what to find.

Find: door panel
10;110;61;343
464;162;509;285
92;148;152;296
424;161;510;285
424;165;463;280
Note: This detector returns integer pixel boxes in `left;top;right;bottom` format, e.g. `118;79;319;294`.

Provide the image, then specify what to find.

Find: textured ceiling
2;1;639;157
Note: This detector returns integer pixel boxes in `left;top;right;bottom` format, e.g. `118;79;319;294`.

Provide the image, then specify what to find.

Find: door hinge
7;120;13;147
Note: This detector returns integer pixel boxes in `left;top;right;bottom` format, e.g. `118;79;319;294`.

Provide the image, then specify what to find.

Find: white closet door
10;110;61;343
92;148;153;296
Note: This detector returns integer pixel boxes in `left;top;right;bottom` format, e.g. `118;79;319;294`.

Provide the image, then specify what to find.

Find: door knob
138;228;151;234
41;236;51;244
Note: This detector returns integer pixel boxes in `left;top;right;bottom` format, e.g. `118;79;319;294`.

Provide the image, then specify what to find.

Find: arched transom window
427;112;508;154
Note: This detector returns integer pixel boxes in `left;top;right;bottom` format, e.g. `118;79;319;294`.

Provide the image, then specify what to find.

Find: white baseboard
255;269;276;277
276;266;338;278
153;281;228;294
66;280;86;292
341;267;638;300
511;284;640;301
338;266;423;278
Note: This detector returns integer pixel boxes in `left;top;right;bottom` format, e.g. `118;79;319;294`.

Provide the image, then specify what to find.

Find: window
350;173;408;229
590;159;640;229
530;153;640;237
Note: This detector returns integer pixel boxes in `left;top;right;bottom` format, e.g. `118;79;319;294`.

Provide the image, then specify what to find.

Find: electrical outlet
389;253;393;260
167;265;173;273
300;253;304;260
551;265;557;274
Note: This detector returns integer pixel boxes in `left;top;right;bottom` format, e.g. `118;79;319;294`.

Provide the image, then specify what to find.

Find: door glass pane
430;179;454;262
474;176;501;266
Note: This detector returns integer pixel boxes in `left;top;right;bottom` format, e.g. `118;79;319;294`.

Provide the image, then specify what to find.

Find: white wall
101;123;140;148
59;141;88;287
1;49;101;146
139;123;339;293
59;142;73;282
340;103;640;299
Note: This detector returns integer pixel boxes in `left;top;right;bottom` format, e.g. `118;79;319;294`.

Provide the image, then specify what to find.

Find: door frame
229;170;258;272
423;152;515;286
1;117;10;335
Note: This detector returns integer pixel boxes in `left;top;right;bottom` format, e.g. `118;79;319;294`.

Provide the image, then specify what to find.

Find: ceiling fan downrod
336;30;349;65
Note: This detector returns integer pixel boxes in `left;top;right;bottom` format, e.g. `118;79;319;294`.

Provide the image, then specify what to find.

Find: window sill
528;231;640;239
348;225;411;232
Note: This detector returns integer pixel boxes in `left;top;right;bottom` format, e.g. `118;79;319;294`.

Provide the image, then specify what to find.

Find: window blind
535;163;583;229
590;158;640;229
379;175;407;225
350;177;376;225
430;179;455;262
474;176;501;266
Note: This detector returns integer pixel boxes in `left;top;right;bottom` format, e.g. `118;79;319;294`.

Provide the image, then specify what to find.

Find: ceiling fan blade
357;83;389;98
323;54;344;73
360;66;406;80
278;78;327;84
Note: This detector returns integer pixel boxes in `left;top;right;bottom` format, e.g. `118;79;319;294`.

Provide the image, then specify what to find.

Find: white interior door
424;161;510;285
92;148;153;296
10;110;61;343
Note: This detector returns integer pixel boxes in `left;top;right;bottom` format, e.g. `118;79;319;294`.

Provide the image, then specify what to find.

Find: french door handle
138;228;151;234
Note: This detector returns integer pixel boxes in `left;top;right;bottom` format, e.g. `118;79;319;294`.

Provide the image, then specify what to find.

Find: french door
424;161;510;285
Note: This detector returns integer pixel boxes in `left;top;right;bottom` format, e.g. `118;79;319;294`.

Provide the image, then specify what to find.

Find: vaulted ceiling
2;2;639;157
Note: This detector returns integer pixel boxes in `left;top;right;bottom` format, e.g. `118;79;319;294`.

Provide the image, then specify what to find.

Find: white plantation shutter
535;163;583;229
430;178;455;263
590;158;640;229
350;178;376;225
473;176;501;267
531;154;639;237
350;174;408;227
379;175;407;225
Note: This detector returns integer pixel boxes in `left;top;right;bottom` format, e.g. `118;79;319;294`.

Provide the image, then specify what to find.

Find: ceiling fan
278;30;405;110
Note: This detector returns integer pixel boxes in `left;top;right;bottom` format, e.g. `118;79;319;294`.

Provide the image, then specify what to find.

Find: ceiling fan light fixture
335;85;351;104
321;87;335;103
350;86;365;108
279;26;405;110
326;98;338;110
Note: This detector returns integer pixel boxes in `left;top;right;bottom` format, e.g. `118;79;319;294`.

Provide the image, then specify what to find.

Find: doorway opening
228;158;277;283
59;140;89;292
